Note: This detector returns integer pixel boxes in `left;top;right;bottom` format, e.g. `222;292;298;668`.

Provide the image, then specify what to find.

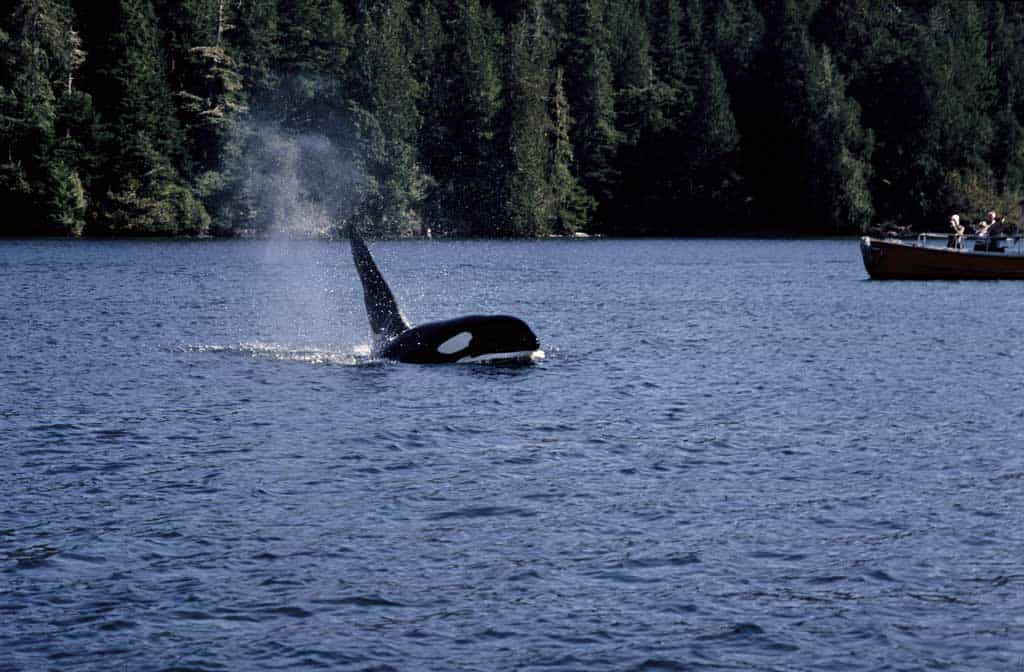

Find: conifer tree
685;53;742;222
709;0;764;87
647;0;686;88
805;46;874;231
1;4;57;234
812;0;914;226
878;0;997;224
348;0;425;235
272;0;352;136
150;0;248;233
176;46;247;234
88;0;208;235
607;0;652;90
562;0;619;216
502;1;557;236
277;0;352;76
547;67;589;233
418;0;504;235
763;1;873;231
984;2;1024;199
230;0;278;93
1;0;88;235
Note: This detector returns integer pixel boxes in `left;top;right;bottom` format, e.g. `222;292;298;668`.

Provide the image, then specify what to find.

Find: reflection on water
2;238;1023;672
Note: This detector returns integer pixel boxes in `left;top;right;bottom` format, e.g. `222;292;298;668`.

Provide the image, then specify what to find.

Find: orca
348;227;544;364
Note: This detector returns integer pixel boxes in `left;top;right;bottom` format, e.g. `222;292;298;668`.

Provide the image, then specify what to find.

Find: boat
860;234;1024;279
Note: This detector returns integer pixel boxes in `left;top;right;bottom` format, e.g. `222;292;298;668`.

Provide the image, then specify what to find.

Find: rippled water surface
2;238;1023;671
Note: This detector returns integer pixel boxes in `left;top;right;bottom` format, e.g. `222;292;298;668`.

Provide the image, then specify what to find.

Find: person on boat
947;214;964;248
974;212;997;252
986;213;1014;253
989;215;1016;237
987;214;1011;242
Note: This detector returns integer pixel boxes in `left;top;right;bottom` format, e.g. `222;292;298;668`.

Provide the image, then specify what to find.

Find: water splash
178;342;372;366
235;82;366;348
242;125;363;238
241;72;364;239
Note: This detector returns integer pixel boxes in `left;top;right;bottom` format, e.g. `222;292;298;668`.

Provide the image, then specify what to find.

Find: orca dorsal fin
348;226;411;341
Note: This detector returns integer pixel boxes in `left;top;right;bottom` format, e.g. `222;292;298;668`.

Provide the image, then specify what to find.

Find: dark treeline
3;0;1024;237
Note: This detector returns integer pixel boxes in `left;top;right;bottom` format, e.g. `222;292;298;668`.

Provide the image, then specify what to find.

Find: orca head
383;315;542;364
445;315;541;363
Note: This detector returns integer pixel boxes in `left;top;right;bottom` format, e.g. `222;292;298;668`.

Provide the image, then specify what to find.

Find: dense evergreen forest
3;0;1024;237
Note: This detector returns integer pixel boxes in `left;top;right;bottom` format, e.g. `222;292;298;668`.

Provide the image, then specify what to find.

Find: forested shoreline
3;0;1024;238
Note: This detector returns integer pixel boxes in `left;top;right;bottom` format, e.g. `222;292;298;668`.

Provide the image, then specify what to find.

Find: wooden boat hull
860;236;1024;280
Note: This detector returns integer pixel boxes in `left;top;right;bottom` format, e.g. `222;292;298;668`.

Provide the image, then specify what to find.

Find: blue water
2;238;1023;671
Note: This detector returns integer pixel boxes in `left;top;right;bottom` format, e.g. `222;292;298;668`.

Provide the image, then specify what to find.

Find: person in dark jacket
947;213;964;249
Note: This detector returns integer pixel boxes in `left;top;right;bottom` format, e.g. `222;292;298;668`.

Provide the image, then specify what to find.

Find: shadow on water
461;360;547;377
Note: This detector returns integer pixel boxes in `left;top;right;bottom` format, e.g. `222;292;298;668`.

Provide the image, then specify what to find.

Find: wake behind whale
348;227;544;364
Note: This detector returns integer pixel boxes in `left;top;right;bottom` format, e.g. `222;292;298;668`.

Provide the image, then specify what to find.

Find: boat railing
915;232;1023;254
916;233;949;245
